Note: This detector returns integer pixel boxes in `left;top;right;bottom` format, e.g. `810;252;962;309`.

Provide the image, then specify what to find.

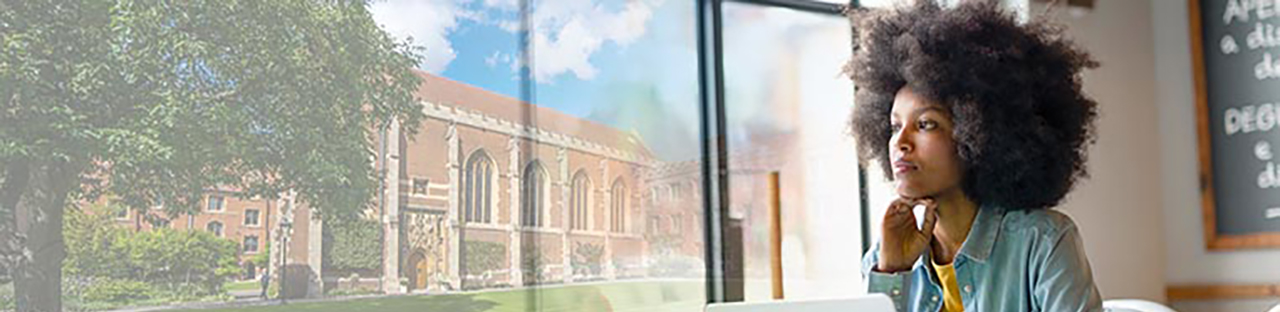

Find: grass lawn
195;280;705;312
1;282;13;311
224;281;261;292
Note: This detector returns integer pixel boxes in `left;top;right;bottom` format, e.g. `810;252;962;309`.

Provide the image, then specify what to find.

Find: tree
0;0;425;310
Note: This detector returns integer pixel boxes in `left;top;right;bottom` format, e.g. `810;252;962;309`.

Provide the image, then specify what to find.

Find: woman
847;1;1102;312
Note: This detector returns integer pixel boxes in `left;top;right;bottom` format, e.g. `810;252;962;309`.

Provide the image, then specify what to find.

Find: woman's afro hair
845;0;1099;210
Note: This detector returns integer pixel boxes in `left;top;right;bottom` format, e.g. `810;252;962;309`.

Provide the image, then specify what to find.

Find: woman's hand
877;197;938;273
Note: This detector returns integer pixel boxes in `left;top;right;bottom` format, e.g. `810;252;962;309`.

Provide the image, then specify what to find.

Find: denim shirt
862;205;1103;312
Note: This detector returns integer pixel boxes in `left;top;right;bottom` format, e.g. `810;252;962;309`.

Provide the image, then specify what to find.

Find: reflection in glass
367;0;707;311
722;2;867;302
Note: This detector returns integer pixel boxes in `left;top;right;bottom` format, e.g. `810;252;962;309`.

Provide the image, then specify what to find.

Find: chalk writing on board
1218;0;1280;223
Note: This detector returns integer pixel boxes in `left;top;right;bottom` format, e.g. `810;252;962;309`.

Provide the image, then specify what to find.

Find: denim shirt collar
912;203;1004;272
957;203;1003;264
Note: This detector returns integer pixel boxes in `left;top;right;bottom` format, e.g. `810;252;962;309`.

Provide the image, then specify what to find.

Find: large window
611;178;628;233
522;161;548;227
570;170;592;231
27;0;908;311
463;150;495;223
716;0;887;302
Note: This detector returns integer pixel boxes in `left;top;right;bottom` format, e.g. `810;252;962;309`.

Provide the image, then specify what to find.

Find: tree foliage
1;0;424;309
1;0;424;222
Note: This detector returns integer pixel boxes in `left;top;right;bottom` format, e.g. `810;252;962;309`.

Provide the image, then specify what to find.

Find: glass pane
525;0;707;311
721;2;867;302
373;0;706;311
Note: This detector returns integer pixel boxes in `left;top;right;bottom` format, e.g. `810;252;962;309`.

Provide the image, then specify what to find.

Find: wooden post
769;171;783;300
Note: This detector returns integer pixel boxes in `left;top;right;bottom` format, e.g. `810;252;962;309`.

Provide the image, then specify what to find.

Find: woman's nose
893;132;913;154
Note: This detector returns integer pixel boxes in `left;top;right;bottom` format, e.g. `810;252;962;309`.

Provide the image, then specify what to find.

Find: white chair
705;294;895;312
1102;299;1178;312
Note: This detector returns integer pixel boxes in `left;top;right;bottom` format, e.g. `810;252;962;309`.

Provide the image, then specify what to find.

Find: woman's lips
893;160;917;176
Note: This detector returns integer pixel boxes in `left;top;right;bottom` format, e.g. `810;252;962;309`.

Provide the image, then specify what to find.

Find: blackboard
1192;0;1280;249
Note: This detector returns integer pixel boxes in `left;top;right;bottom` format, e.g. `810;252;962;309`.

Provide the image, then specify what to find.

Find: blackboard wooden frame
1189;0;1280;250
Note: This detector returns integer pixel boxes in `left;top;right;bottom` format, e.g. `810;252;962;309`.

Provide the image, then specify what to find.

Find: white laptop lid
704;294;896;312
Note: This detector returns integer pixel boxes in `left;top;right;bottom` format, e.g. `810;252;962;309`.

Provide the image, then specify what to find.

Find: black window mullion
699;0;862;304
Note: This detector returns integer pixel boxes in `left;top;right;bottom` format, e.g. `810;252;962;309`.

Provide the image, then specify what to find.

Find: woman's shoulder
998;208;1081;240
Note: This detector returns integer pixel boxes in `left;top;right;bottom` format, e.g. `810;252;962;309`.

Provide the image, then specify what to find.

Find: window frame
463;149;497;224
206;195;225;212
207;221;224;238
611;178;628;233
521;160;549;228
244;209;260;227
412;178;430;196
243;235;259;253
696;0;865;303
570;170;593;231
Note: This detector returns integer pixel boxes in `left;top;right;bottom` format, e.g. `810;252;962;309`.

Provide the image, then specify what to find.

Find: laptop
704;294;896;312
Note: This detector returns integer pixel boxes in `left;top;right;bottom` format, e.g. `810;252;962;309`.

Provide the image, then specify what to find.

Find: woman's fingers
884;198;916;229
918;197;939;242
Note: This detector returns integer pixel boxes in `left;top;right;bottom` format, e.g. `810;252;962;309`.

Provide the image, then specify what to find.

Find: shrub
82;278;155;303
462;241;505;276
63;207;241;302
572;243;604;278
520;249;547;285
323;217;383;272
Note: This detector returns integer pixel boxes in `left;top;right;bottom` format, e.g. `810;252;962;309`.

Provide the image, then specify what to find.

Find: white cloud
520;0;664;82
370;0;476;74
484;51;515;69
368;0;662;81
484;51;501;67
531;18;602;81
483;0;520;11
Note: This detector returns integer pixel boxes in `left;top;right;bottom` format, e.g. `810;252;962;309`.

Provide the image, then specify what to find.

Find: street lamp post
278;216;292;304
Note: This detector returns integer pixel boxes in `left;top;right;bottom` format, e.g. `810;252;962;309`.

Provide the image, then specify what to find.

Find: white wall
1151;0;1280;311
1034;0;1168;302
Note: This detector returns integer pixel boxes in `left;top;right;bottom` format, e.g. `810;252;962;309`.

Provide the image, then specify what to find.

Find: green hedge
324;217;383;272
462;241;505;276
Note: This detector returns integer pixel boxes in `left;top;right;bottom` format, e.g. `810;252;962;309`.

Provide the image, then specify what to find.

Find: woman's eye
917;120;937;130
890;123;902;132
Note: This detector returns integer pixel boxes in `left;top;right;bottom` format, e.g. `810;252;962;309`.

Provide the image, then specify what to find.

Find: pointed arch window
611;178;627;233
464;150;496;223
570;171;592;230
521;161;548;227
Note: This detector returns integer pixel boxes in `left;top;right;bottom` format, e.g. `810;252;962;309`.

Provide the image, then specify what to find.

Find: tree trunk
13;159;76;312
0;160;31;285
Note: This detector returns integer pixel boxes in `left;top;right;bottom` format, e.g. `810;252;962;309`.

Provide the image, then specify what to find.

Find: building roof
412;71;656;162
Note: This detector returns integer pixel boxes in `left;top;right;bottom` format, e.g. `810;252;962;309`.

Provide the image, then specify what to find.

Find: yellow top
932;260;965;312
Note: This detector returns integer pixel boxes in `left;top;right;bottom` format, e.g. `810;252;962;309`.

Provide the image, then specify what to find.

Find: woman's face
888;87;965;199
